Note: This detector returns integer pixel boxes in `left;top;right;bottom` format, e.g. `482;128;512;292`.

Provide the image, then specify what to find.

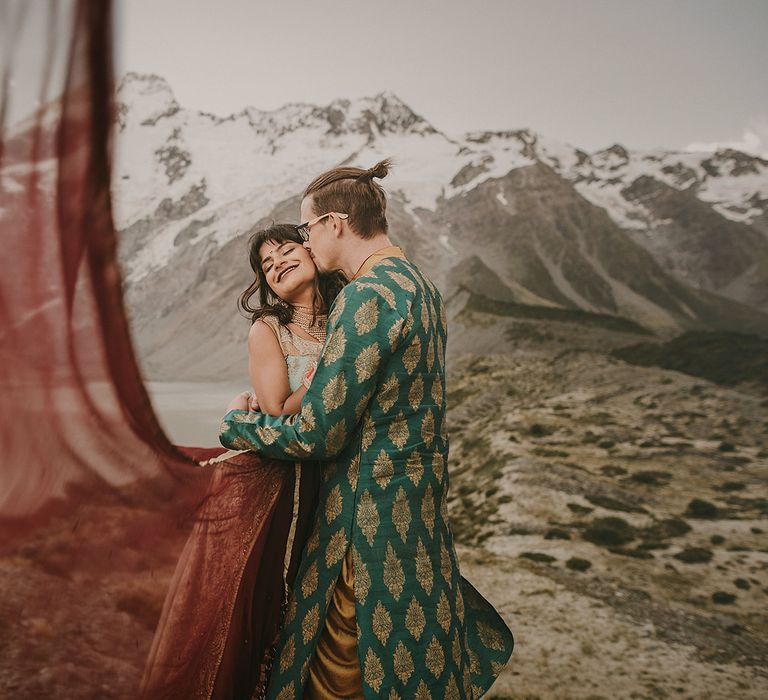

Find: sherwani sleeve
219;284;405;460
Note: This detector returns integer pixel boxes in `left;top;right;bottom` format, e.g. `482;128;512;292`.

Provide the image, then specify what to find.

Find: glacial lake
145;381;248;447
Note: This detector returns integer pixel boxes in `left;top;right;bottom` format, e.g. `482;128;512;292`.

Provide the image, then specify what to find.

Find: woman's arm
280;379;308;415
247;320;307;416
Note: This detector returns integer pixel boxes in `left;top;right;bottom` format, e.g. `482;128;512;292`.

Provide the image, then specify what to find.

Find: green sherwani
220;253;513;699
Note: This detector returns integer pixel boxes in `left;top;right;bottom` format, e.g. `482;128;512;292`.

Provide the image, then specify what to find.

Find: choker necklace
291;305;328;342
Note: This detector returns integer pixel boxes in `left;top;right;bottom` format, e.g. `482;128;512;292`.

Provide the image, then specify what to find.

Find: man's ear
333;214;345;238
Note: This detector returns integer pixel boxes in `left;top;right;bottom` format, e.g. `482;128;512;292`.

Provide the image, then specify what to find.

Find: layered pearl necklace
291;305;328;343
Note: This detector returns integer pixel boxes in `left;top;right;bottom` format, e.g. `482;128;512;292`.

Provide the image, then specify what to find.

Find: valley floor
446;346;767;699
2;336;766;698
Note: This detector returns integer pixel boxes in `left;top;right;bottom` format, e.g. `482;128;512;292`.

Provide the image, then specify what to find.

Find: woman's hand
302;361;318;389
226;391;251;412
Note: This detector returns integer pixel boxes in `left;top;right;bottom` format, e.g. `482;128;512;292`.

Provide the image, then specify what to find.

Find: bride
141;224;345;699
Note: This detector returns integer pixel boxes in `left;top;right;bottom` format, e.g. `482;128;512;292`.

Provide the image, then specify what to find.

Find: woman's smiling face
258;238;317;302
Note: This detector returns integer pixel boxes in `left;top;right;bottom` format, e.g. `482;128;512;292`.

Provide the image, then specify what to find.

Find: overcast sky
12;0;768;155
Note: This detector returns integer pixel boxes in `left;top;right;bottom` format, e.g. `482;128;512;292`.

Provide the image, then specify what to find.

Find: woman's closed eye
264;248;296;271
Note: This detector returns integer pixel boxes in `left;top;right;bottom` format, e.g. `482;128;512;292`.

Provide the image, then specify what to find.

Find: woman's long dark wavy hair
238;223;346;325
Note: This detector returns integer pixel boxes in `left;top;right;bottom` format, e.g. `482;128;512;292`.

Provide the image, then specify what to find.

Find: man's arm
219;284;405;460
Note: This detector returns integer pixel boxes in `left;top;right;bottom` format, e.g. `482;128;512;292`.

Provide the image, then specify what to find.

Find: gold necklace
291;305;328;342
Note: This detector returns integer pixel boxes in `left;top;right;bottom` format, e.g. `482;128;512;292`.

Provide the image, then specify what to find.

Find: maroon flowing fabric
0;2;308;697
139;457;319;700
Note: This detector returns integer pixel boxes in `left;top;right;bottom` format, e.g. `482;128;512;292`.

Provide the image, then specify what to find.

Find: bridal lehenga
140;318;323;699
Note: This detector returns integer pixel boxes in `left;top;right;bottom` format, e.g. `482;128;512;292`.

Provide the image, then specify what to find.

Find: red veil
0;2;312;697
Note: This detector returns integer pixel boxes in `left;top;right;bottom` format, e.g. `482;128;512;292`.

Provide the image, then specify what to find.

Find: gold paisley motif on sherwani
220;250;513;699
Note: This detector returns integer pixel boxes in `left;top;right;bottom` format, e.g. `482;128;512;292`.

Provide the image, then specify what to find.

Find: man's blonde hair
303;159;392;239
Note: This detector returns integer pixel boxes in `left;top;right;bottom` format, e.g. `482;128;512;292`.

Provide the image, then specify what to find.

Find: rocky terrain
0;474;208;698
444;309;768;698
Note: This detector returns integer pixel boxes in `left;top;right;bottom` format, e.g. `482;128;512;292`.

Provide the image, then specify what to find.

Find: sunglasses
296;212;349;241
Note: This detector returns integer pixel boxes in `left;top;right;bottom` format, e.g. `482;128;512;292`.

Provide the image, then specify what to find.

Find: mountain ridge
5;72;768;378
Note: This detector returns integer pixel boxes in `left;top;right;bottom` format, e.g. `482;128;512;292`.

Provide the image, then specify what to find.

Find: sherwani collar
351;246;406;281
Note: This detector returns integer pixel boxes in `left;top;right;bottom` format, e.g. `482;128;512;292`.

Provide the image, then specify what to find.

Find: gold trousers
306;548;364;699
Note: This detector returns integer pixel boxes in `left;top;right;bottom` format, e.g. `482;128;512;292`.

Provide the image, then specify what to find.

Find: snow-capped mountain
8;72;768;378
112;72;768;298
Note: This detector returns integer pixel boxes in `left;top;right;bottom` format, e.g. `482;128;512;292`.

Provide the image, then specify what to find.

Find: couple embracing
142;160;514;699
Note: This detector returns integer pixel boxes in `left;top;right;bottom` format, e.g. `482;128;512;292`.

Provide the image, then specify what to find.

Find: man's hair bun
359;158;392;181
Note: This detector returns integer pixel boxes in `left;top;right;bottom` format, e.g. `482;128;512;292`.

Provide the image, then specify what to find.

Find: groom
221;159;513;699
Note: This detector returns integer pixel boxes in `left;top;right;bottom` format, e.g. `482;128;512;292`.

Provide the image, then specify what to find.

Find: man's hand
226;391;251;412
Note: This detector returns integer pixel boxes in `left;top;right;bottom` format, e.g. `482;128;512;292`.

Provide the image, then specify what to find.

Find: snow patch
108;74;768;282
439;234;457;254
